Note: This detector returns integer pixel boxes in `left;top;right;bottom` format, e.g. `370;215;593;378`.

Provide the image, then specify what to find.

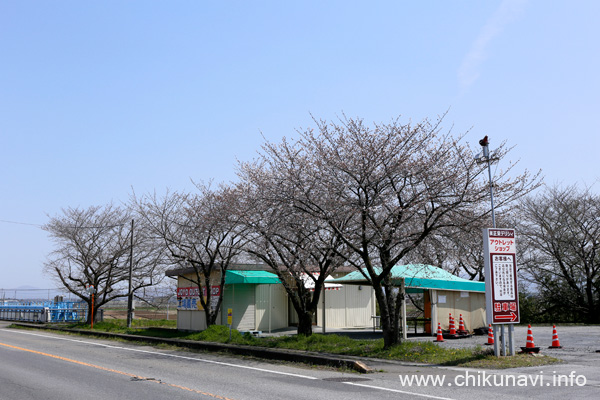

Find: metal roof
165;263;270;277
331;264;485;293
224;270;281;285
165;263;356;277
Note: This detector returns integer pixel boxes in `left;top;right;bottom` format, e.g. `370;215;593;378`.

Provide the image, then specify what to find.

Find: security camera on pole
478;136;520;357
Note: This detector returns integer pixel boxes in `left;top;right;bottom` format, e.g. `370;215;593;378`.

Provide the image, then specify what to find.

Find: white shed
288;274;376;330
332;264;487;336
174;269;288;332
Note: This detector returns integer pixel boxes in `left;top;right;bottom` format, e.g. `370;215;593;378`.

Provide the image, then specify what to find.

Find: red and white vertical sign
483;228;520;324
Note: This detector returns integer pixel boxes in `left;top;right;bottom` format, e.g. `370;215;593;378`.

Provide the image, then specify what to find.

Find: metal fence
0;287;177;322
0;288;78;302
0;300;87;323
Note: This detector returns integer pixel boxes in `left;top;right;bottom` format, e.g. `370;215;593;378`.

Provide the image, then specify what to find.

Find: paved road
1;322;599;400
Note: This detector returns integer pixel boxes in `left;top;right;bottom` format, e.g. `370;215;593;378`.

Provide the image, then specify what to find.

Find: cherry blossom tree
237;165;348;335
135;183;246;327
517;185;600;323
44;204;166;324
253;114;540;347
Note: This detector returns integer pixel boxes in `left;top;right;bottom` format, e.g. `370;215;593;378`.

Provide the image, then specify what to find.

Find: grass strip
29;321;560;369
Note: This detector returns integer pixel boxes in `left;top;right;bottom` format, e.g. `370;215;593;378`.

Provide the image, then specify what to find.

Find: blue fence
0;301;88;323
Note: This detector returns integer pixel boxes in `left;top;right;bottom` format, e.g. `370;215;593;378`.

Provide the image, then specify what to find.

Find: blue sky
1;1;599;289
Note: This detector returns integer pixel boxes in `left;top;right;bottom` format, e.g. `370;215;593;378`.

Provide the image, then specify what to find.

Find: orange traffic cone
548;325;562;349
434;323;444;342
449;314;456;335
458;314;467;333
485;324;494;345
520;324;540;353
526;324;535;348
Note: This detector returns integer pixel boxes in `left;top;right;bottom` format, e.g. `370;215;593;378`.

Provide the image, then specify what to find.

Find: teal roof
225;270;281;285
332;264;485;293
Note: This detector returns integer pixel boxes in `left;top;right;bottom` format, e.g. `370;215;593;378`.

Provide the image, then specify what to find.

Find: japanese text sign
483;228;520;324
176;286;221;311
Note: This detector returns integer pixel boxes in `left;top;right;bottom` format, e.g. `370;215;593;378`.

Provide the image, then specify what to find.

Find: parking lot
410;324;600;364
324;324;600;389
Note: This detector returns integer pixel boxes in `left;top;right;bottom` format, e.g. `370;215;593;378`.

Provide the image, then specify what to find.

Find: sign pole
401;278;407;340
508;324;515;356
227;308;233;342
483;228;520;357
500;324;506;356
493;325;499;356
479;137;519;357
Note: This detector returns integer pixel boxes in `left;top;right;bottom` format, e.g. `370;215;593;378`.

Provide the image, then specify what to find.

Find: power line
0;219;128;229
0;219;43;227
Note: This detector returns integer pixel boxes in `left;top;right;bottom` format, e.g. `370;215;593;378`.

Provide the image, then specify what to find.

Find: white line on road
344;381;456;400
1;329;318;380
2;328;457;400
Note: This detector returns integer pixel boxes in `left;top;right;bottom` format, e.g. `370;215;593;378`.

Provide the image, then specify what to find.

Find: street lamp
478;135;496;228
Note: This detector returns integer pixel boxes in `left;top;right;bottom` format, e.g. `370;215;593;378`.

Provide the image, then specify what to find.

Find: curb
11;323;374;373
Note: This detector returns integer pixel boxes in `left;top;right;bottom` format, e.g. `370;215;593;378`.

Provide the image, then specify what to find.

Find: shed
286;273;376;330
169;264;376;333
332;264;486;336
173;268;288;332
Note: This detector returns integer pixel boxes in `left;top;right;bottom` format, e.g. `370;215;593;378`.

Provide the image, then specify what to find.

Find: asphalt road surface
1;321;599;400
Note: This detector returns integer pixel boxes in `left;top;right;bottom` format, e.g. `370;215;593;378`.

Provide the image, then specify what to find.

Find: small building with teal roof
332;264;487;336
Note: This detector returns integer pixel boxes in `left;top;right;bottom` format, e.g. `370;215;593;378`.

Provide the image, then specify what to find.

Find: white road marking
2;328;458;399
344;381;456;400
1;329;318;380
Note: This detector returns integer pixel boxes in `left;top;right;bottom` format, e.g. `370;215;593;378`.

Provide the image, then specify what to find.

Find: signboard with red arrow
483;228;520;325
494;312;518;322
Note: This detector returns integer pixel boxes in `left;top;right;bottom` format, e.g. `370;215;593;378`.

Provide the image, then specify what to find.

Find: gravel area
410;325;600;353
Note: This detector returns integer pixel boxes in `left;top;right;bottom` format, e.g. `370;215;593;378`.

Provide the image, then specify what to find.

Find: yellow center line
0;341;235;400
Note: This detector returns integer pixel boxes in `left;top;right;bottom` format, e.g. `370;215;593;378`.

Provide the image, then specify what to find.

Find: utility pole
87;285;95;329
127;219;134;328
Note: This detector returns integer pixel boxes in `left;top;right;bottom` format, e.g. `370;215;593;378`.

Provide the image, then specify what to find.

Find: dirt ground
102;309;176;320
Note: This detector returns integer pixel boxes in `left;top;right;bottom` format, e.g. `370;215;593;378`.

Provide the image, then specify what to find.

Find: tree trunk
380;308;401;348
382;324;400;347
585;279;598;323
585;302;599;324
373;286;402;348
86;301;92;324
86;301;101;324
204;304;217;327
297;311;313;336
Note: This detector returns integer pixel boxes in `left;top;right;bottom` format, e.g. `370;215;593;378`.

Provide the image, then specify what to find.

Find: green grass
48;321;559;368
459;353;561;369
67;318;177;331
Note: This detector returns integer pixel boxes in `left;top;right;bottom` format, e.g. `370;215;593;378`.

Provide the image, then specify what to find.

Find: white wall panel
255;284;288;331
